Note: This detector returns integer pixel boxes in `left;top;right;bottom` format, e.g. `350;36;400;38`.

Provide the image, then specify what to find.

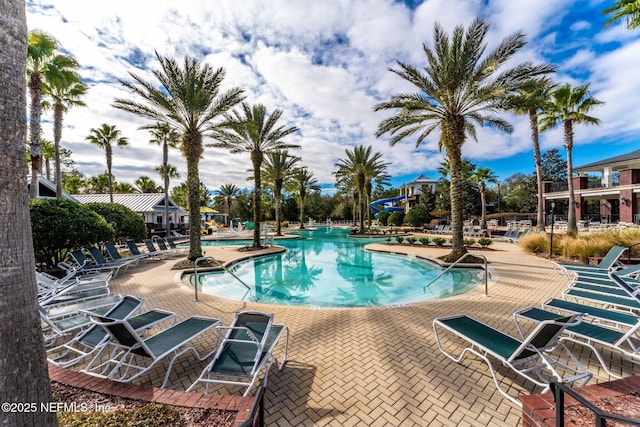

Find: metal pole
194;256;212;301
549;202;555;259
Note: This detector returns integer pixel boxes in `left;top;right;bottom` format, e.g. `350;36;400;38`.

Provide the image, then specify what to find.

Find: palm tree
374;19;553;261
40;139;55;180
603;0;640;29
85;123;129;202
539;83;603;233
210;103;299;248
215;183;242;225
334;145;389;232
149;122;179;236
509;77;555;231
42;63;86;197
291;167;320;229
134;175;161;193
113;53;245;261
471;167;498;229
26;31;77;198
262;150;300;236
113;181;137;193
1;2;58;423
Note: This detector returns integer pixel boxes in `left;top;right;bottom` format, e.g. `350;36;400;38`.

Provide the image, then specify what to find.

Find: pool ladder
193;256;252;302
424;252;490;296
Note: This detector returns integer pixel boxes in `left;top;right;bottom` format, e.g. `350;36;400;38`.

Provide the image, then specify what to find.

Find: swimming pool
192;227;482;307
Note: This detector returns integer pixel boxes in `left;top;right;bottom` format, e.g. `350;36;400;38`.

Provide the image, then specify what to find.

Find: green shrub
419;237;430;245
388;211;405;226
395;236;405;244
404;205;431;227
407;237;417;245
86;202;147;242
432;237;446;246
376;210;390;226
478;238;493;248
30;199;114;269
464;238;476;246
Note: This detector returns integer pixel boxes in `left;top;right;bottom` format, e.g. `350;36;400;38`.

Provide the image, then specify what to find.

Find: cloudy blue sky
26;0;640;194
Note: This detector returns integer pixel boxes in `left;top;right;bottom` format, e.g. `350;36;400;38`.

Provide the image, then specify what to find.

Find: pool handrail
424;253;489;296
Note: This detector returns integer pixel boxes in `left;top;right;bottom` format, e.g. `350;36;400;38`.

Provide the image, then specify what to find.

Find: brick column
572;176;588;221
618;169;639;223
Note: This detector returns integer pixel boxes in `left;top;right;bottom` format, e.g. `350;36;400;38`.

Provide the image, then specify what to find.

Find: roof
73;193;186;213
575;149;640;172
405;174;437;185
27;175;79;202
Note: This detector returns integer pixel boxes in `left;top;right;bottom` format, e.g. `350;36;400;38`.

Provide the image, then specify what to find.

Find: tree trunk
251;151;262;248
163;142;170;237
29;73;42;198
564;120;577;233
480;184;487;229
275;180;282;236
299;189;306;229
444;119;468;262
54;102;63;197
530;110;545;231
106;144;114;203
1;2;58;425
184;132;203;261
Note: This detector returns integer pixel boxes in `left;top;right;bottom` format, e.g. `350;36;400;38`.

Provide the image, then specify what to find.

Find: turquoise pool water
193;227;481;307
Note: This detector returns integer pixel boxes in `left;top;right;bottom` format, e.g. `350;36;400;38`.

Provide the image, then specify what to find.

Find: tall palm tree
539;83;603;233
262;150;300;236
85;123;129;202
471;167;498;229
509;77;555;231
26;31;77;198
42;63;87;197
210;103;299;248
1;2;58;424
215;183;242;225
603;0;640;29
334;145;388;232
149;122;179;236
291;167;320;229
113;53;245;261
374;19;553;261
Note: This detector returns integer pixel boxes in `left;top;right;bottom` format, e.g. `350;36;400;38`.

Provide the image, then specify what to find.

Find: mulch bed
52;381;236;426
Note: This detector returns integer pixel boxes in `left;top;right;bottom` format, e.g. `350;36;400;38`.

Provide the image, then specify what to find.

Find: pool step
198;272;253;301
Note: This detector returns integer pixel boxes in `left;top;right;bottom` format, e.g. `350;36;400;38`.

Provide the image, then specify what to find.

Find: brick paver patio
63;235;640;426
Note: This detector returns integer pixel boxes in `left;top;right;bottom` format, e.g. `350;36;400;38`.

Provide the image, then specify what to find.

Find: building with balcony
543;149;640;225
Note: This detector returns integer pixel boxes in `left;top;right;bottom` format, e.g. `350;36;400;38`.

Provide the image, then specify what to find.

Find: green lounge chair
41;295;143;346
552;245;628;277
433;313;591;406
69;249;126;277
84;315;221;387
515;302;640;379
187;311;289;396
48;306;177;368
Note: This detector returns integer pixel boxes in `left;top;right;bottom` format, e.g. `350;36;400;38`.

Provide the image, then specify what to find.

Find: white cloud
25;0;640;194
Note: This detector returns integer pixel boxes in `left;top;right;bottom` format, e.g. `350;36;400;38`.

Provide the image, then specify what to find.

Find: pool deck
69;236;640;426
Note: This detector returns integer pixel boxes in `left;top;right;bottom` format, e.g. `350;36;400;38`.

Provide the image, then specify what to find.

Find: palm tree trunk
530;110;545;231
1;3;58;423
185;133;203;261
29;73;42;198
275;187;282;236
251;151;262;248
565;120;577;233
480;184;487;229
163;142;170;237
106;145;114;203
54;102;63;197
444;123;468;261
